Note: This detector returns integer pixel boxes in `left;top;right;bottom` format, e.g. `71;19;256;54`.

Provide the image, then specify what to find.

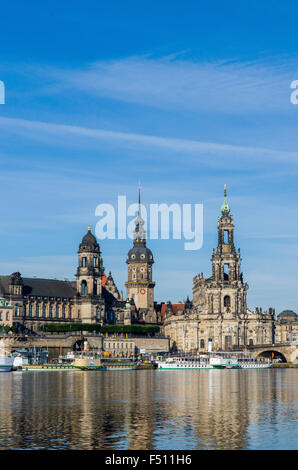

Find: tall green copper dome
220;184;230;216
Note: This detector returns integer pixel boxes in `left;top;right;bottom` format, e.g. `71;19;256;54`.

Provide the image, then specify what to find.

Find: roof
127;244;154;263
160;303;185;322
0;275;77;298
79;228;100;252
0;273;120;304
278;309;298;319
102;286;119;304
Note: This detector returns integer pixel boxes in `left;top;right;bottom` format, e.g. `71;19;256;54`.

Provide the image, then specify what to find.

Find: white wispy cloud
0;116;298;167
30;55;298;114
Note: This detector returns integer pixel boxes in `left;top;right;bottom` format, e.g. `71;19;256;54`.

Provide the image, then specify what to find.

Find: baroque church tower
193;185;248;319
192;185;252;350
76;225;104;297
125;186;156;321
164;186;275;354
210;184;247;315
76;225;106;323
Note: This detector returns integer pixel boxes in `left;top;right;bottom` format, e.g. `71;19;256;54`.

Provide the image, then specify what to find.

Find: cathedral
163;186;277;352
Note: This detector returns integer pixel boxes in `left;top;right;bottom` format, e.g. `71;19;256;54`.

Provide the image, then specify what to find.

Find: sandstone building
0;188;159;333
0;185;296;354
163;186;277;352
0;226;125;332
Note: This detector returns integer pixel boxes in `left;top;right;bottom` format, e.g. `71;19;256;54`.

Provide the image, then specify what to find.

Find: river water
0;369;297;450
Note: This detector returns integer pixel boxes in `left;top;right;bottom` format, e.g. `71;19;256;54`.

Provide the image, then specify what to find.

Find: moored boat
157;356;213;369
157;352;272;370
0;354;14;372
0;342;14;372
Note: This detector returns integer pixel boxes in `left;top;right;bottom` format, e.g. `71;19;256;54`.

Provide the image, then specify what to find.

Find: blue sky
0;1;298;313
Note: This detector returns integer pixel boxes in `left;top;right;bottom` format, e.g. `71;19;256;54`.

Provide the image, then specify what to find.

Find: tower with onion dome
125;185;155;317
76;225;104;298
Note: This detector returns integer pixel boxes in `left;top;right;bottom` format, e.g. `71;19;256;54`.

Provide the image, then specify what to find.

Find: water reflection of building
153;371;250;449
0;370;297;450
0;371;157;449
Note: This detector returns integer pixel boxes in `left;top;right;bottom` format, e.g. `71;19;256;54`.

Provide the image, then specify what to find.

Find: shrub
38;323;160;336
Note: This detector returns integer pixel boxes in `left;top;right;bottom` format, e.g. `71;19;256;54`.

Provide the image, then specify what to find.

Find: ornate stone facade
0;184;296;351
0;226;128;332
163;187;276;353
275;310;298;343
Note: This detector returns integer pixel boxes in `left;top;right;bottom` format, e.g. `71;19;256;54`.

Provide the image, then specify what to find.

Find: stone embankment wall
0;333;169;359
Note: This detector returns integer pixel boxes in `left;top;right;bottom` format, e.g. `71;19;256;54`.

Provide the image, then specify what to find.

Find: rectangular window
29;305;32;317
62;305;65;318
6;312;9;321
56;306;59;318
224;264;229;280
42;305;46;318
49;305;52;318
0;312;2;320
36;305;39;317
224;230;229;244
82;257;87;267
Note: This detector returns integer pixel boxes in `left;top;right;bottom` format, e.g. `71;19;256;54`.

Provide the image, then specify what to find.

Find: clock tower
125;185;155;314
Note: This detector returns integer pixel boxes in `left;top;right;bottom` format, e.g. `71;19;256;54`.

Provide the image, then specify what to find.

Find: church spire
220;184;231;217
138;182;142;219
134;182;146;243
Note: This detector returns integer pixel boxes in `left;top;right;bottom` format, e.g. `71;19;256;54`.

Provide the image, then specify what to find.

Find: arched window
93;280;97;296
62;305;65;319
93;257;97;267
56;305;59;318
224;264;229;280
42;305;46;318
23;305;26;317
81;281;87;296
36;305;39;317
200;339;205;349
49;305;52;318
224;295;231;307
82;257;87;267
249;339;254;346
29;305;32;317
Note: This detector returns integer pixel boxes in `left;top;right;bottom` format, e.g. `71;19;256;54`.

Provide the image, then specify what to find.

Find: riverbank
273;363;298;368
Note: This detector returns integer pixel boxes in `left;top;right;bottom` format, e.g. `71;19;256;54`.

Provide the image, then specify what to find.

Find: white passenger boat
157;356;214;369
0;350;14;372
157;352;272;370
12;354;29;370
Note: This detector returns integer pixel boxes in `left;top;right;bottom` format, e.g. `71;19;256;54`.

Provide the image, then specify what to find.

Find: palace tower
125;186;156;321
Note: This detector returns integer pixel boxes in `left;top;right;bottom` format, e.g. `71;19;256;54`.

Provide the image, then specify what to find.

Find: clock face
140;288;146;295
